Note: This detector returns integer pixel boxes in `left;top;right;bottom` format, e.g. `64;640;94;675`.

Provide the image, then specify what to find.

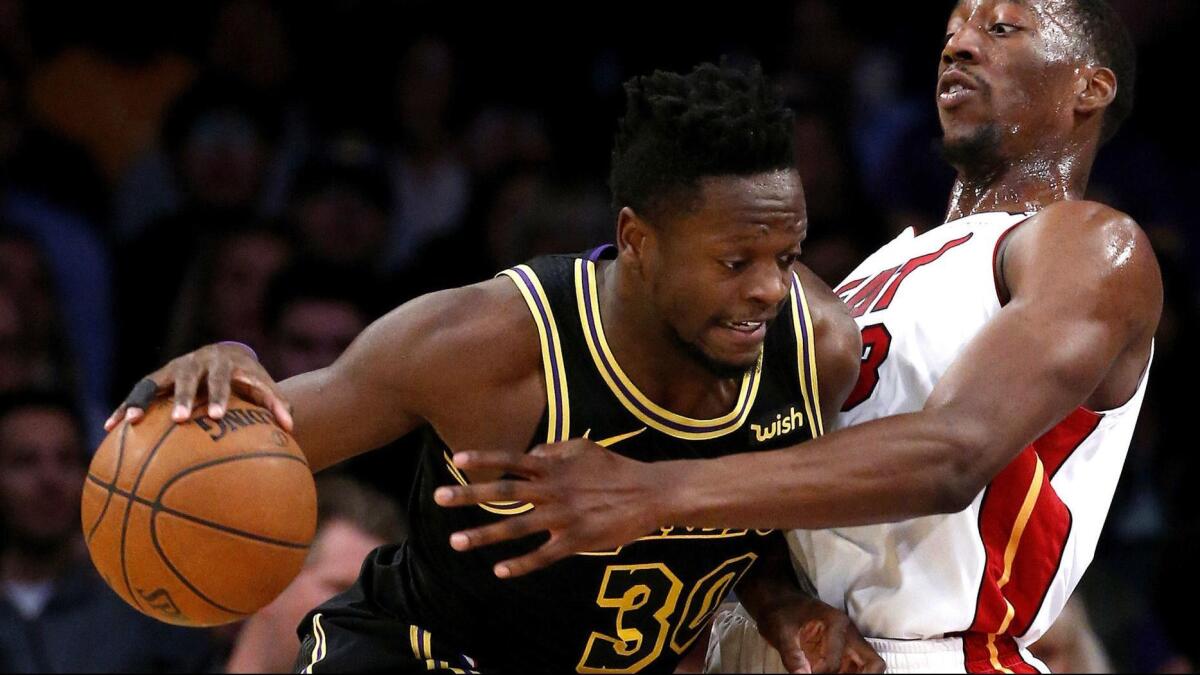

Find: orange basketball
81;393;317;627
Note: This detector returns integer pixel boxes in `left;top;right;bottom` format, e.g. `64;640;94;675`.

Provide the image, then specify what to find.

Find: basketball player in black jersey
107;63;882;673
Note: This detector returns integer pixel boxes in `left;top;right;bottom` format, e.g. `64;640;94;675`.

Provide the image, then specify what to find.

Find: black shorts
293;579;480;674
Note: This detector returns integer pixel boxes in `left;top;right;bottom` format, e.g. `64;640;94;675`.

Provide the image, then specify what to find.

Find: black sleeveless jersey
364;246;828;673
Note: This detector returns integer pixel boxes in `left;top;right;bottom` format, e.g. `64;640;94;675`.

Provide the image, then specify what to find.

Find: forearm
736;534;808;624
281;368;422;473
658;410;979;531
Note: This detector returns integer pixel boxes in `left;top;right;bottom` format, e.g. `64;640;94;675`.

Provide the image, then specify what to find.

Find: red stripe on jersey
961;633;1040;673
1036;407;1103;478
959;407;1102;669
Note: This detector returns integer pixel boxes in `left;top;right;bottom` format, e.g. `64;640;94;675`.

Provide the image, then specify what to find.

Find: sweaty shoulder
357;277;545;429
1001;200;1162;409
1002;200;1162;330
794;265;862;421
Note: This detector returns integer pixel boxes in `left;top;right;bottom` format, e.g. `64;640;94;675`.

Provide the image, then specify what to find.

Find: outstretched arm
106;278;544;474
436;202;1161;576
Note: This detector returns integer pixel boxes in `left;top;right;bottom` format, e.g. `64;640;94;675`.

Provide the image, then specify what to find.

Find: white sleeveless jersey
789;211;1151;671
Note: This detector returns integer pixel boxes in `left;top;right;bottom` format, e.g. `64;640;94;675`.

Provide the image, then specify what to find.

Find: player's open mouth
722;320;765;332
937;70;979;108
716;319;768;347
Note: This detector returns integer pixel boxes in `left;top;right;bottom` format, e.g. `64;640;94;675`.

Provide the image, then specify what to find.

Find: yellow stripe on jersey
986;457;1046;673
301;613;326;673
497;266;571;443
790;273;824;437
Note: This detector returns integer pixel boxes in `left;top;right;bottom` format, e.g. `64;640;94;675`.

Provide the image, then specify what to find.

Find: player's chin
701;328;765;373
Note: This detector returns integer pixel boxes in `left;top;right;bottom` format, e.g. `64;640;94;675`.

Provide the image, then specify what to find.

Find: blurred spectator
113;216;292;396
0;231;71;392
789;99;888;285
1028;597;1113;673
462;106;552;179
0;390;216;672
225;475;404;673
385;36;472;271
164;223;294;361
262;264;375;380
288;143;392;273
397;163;610;300
115;75;282;241
0;289;31;394
113;79;284;391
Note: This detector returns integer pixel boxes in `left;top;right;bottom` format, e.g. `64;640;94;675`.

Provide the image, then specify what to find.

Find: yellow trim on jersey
497;266;571;443
409;625;422;659
301;613;326;673
575;259;762;440
986;457;1046;673
408;625;475;674
443;451;535;515
789;273;824;437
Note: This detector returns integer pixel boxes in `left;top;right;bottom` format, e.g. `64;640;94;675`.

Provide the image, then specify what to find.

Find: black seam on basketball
86;421;128;543
118;421;177;613
148;503;250;617
86;473;310;549
154;451;307;504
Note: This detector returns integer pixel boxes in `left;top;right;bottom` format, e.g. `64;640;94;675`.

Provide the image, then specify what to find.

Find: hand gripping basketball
84;392;316;626
105;342;293;433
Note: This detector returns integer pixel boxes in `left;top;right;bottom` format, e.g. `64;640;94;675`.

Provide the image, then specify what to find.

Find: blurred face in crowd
181;109;269;210
0;291;33;393
0;405;85;549
273;299;367;378
295;186;388;267
633;170;806;378
939;0;1095;167
241;519;384;672
206;230;292;346
0;235;56;341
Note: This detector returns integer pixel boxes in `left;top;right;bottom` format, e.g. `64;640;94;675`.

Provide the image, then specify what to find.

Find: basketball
80;393;317;627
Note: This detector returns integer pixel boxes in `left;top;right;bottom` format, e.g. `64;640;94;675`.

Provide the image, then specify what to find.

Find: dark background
0;1;1195;671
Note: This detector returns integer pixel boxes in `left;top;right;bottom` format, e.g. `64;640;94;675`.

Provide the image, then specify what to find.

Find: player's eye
990;23;1019;35
720;259;747;272
777;253;801;268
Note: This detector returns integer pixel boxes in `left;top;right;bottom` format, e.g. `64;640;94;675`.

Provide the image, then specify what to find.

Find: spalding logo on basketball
81;394;317;627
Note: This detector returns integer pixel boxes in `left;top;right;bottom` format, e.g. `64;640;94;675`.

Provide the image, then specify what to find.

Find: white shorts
704;604;1051;674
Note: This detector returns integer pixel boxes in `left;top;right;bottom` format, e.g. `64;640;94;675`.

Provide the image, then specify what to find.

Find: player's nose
744;263;790;309
942;25;984;66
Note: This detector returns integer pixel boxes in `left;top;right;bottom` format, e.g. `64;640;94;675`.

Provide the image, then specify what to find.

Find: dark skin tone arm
435;200;1162;576
105;278;547;480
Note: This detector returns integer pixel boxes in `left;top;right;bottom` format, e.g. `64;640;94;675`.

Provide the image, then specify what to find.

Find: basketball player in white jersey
435;0;1162;672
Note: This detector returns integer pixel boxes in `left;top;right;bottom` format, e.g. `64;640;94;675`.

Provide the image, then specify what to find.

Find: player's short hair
1064;0;1136;143
314;474;406;544
609;61;795;223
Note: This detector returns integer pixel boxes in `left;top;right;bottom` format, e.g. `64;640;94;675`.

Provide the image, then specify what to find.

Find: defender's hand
104;343;293;432
756;596;884;674
433;438;664;578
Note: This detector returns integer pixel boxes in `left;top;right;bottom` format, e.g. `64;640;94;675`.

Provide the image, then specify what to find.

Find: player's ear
1075;65;1116;116
616;207;652;270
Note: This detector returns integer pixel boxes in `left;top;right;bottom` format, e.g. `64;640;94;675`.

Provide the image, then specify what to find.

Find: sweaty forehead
951;0;1076;24
950;0;1085;60
693;171;806;232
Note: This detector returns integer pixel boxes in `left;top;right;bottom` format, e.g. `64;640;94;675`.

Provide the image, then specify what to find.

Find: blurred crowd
0;1;1195;672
